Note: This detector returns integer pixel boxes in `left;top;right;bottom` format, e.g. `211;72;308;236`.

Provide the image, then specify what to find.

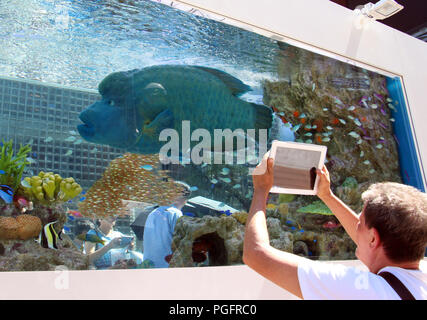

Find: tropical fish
326;126;333;131
183;212;196;217
348;106;356;111
69;130;78;135
73;138;83;145
220;177;231;183
77;65;289;154
210;178;218;184
348;131;360;139
44;136;53;143
291;124;301;132
26;157;36;164
322;221;342;229
363;160;371;165
232;184;241;189
141;164;153;171
338;119;346;125
0;185;14;204
322;137;331;142
13;194;33;213
0;170;5;175
90;147;98;153
67;209;83;218
266;203;277;210
65;150;73;156
37;221;63;250
64;136;77;142
189;186;198;192
353;119;362;126
76;232;105;245
220;168;230;175
376;144;383;149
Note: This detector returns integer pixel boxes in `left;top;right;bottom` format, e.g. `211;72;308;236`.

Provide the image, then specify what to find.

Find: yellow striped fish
37;221;62;250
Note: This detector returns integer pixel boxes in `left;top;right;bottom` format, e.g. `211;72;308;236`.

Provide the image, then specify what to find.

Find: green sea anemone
297;200;333;215
0;139;32;191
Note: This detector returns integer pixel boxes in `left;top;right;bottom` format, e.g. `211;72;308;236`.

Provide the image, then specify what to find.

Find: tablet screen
270;141;327;194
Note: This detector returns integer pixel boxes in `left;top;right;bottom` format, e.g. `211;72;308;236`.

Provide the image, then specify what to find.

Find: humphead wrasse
77;65;291;154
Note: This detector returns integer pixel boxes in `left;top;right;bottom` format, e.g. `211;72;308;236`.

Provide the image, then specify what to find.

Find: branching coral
21;171;83;205
0;139;32;191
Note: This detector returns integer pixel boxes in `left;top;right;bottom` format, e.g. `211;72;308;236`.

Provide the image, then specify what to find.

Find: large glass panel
0;0;422;272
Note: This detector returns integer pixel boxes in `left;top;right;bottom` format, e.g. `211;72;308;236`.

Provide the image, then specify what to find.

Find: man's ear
369;227;382;249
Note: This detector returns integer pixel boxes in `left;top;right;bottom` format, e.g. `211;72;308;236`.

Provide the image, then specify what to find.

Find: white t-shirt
142;206;182;268
297;260;427;300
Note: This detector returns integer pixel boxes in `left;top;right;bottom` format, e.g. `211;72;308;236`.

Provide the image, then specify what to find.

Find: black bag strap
378;271;416;300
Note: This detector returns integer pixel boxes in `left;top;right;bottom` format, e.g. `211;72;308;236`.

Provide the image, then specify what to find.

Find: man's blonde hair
361;182;427;263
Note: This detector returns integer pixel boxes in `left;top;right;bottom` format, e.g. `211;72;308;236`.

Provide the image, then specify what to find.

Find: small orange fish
332;118;340;125
316;135;322;143
361;116;367;122
293;111;300;118
300;118;306;124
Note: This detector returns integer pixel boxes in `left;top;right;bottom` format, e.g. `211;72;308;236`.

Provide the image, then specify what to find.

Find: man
85;216;128;269
243;153;427;299
142;182;191;268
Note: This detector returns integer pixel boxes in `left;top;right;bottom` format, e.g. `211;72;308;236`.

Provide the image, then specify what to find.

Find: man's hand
316;165;333;200
252;152;274;194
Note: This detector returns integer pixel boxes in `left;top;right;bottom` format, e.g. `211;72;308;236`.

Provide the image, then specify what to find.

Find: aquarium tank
0;0;423;272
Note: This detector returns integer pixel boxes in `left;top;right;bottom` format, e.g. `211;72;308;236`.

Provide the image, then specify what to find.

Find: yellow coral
21;172;82;205
231;211;248;225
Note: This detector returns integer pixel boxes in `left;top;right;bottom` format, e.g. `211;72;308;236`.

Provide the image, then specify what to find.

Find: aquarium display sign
0;0;422;272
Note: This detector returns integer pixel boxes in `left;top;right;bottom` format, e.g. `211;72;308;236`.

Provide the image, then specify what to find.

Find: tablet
269;141;327;195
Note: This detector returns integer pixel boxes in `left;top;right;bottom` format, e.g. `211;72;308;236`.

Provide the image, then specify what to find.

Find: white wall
2;0;426;300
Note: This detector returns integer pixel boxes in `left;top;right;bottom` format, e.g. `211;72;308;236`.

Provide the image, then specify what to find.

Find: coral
170;214;293;267
231;211;248;225
21;172;82;205
0;239;88;271
78;153;189;218
293;230;356;260
0;217;19;239
170;215;246;267
0;139;32;191
0;214;42;240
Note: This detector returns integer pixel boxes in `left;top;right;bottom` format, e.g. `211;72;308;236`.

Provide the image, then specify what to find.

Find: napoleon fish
77;65;291;154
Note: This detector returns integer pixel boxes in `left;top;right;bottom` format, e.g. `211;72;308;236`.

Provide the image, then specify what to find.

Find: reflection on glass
0;0;421;272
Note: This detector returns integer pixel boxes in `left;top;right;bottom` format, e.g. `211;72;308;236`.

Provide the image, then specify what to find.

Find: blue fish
77;65;282;154
67;215;75;221
0;185;14;204
223;210;233;216
189;186;198;192
0;170;5;175
63;226;71;232
79;197;86;202
183;212;196;217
